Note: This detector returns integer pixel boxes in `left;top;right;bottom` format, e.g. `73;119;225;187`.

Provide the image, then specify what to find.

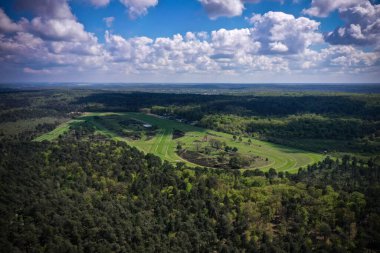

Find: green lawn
35;112;326;172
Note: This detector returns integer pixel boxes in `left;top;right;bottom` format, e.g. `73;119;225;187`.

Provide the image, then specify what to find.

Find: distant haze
1;83;380;94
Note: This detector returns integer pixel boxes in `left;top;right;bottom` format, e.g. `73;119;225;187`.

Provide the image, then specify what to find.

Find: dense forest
1;130;379;252
0;89;379;252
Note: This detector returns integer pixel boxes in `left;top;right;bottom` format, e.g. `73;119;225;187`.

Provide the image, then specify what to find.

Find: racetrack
35;112;325;172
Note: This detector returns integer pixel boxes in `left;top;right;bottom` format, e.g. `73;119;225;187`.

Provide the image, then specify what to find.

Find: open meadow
36;112;325;172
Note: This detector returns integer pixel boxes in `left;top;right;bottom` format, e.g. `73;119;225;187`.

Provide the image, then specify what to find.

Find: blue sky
73;1;334;37
0;0;379;83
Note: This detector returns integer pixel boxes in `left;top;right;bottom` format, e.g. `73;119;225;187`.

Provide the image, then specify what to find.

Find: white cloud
0;0;107;73
105;31;215;73
0;4;378;82
303;0;365;17
211;28;259;55
325;1;380;47
185;32;197;41
119;0;158;19
142;20;375;75
15;0;74;19
199;0;284;19
199;0;244;19
88;0;111;7
103;17;115;28
29;17;92;42
250;11;323;54
269;42;288;52
105;31;153;62
102;23;324;75
10;0;99;44
0;32;44;62
322;45;379;67
0;30;106;70
0;8;26;33
288;45;380;75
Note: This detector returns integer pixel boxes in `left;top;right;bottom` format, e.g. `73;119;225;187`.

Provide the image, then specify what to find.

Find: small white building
143;124;152;128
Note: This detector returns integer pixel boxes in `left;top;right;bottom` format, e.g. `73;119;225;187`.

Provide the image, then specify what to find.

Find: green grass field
35;112;325;172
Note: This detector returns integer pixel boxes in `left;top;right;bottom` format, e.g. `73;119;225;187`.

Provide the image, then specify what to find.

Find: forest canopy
0;89;379;252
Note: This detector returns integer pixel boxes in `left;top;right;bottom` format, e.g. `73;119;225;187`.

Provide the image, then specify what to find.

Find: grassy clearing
35;112;325;172
33;119;82;141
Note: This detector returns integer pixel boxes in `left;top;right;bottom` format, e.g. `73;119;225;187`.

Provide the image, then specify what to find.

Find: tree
229;157;241;170
229;155;250;169
318;222;332;241
145;153;162;168
210;139;223;150
267;168;277;179
217;152;227;163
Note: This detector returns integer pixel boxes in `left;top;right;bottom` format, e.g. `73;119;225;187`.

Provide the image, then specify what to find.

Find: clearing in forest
35;112;325;172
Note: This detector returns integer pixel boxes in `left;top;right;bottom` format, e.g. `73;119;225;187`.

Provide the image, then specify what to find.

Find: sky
0;0;379;83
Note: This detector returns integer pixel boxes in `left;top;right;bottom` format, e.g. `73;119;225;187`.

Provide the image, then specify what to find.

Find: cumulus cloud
88;0;111;7
105;31;153;62
105;31;215;72
199;0;245;19
29;17;93;42
211;28;258;54
11;0;98;43
98;11;379;77
291;45;380;74
314;45;380;75
269;42;288;53
250;11;323;54
15;0;74;19
0;3;378;82
0;8;25;33
199;0;284;19
326;46;379;67
119;0;158;19
0;0;107;73
303;0;365;17
102;24;326;75
0;32;43;63
325;1;380;47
